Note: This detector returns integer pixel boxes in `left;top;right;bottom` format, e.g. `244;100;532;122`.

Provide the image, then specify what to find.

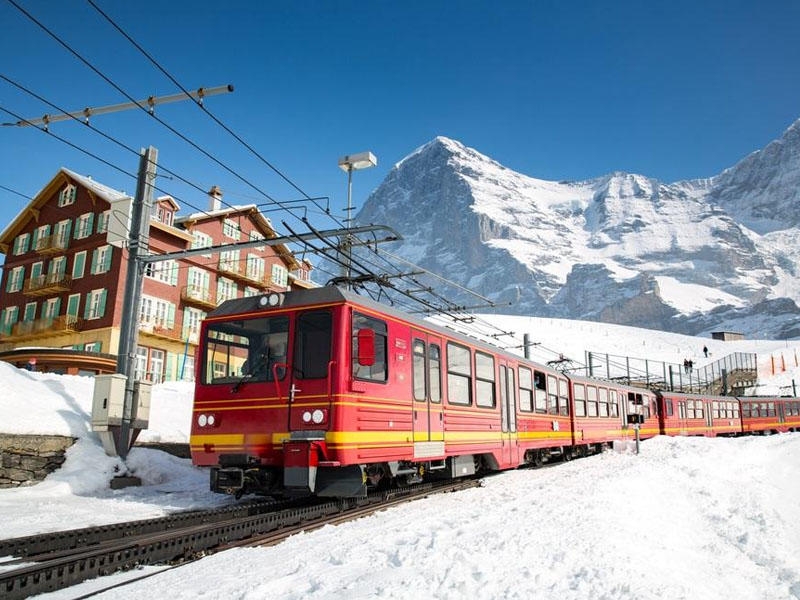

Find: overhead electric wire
85;0;329;219
6;0;306;220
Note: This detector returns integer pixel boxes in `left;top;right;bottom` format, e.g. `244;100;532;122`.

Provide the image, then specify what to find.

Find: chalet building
0;168;313;380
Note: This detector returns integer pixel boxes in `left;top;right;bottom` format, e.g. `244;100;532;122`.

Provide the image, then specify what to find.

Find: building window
74;213;95;239
145;258;177;285
55;219;72;250
33;224;51;251
1;306;19;335
155;204;173;226
43;297;61;320
191;231;213;257
217;277;237;303
58;184;77;207
12;233;30;256
134;346;148;381
139;295;176;330
96;211;110;234
91;245;113;274
72;251;87;279
6;266;25;293
149;349;165;384
223;218;240;240
85;289;107;320
23;302;37;322
246;255;265;282
271;263;288;288
249;230;265;250
179;354;195;381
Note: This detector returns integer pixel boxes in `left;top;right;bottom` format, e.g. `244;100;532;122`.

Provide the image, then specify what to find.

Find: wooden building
0;169;313;381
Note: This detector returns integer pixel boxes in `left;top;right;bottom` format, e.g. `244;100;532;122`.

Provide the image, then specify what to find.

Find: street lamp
338;151;377;288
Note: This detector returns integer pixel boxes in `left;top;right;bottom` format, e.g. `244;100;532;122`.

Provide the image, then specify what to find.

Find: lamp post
337;151;377;288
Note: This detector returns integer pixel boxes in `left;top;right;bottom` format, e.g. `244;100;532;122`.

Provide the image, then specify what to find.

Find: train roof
207;286;552;369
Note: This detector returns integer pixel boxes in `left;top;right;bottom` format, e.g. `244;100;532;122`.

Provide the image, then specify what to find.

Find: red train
189;287;800;498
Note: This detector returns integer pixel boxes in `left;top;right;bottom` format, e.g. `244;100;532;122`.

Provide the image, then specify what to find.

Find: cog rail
0;479;480;599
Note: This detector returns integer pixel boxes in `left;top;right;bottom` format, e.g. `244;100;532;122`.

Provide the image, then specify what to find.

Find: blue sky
2;0;799;237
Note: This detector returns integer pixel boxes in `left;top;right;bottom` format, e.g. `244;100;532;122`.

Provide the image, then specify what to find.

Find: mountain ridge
356;120;800;339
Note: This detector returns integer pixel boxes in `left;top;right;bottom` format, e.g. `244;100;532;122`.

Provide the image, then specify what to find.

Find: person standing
703;345;708;358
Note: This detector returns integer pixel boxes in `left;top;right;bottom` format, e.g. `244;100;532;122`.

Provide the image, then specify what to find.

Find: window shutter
84;294;92;318
53;297;62;316
73;252;86;279
90;248;99;274
167;303;176;328
98;289;107;318
170;261;178;285
103;247;113;272
31;263;42;280
87;213;95;236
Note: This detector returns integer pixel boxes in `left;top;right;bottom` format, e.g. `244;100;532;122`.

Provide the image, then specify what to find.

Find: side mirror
357;328;376;366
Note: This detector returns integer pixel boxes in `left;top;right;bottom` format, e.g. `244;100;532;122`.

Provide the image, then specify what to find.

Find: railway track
0;479;480;599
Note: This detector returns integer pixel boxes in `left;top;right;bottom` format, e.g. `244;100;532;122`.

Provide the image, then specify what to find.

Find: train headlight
302;411;312;423
198;414;208;427
207;414;216;426
312;409;325;424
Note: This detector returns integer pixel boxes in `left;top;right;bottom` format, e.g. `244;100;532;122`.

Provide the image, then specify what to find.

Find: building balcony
0;315;83;342
217;258;272;287
181;285;216;309
33;235;69;256
24;273;72;297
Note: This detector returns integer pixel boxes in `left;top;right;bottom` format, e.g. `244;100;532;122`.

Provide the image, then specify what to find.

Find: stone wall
0;434;75;488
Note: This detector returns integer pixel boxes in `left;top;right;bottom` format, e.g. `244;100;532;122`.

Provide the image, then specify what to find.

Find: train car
191;286;564;498
657;391;741;437
515;365;573;465
739;396;800;435
621;384;660;440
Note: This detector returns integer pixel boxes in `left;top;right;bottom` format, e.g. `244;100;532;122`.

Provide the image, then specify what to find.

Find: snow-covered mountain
356;123;800;339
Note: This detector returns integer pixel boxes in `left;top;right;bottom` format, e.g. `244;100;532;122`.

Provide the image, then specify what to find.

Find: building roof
0;168;131;253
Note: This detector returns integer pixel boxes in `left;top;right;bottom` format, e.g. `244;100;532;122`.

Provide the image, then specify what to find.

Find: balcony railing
24;272;72;297
0;315;83;341
181;285;216;309
33;235;69;256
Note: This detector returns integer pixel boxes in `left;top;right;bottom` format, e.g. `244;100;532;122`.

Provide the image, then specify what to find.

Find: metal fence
584;350;758;394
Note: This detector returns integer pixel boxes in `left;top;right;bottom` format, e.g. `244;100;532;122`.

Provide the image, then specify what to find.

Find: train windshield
202;316;289;385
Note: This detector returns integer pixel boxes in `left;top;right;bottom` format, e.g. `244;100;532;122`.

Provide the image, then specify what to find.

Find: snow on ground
0;319;799;599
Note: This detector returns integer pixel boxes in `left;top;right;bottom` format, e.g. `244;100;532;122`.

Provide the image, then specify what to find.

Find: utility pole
116;146;158;459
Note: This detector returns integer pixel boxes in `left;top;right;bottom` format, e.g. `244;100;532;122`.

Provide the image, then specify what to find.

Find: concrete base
110;475;142;489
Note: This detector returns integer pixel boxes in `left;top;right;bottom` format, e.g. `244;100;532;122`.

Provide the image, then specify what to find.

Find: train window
447;343;472;406
351;312;387;382
430;344;442;403
547;375;558;415
734;403;740;418
741;403;751;418
203;316;289;385
413;340;426;401
767;402;776;417
518;366;533;412
587;386;598;417
664;398;674;417
475;352;496;408
599;388;609;417
574;384;586;417
534;371;547;413
610;390;620;417
678;402;686;419
558;379;569;416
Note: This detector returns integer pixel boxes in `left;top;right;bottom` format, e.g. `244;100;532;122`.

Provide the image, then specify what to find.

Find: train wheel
563;448;573;461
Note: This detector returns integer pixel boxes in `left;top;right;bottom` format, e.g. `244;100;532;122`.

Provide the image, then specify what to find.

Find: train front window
203;316;289;385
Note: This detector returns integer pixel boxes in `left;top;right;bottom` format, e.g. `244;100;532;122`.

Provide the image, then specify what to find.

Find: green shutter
87;213;95;235
103;247;113;272
84;294;91;318
97;289;107;318
31;262;42;279
67;294;80;317
53;297;62;316
90;249;98;275
73;252;86;279
167;303;176;328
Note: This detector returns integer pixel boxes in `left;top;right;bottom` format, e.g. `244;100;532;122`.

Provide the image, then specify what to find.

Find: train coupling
210;466;244;495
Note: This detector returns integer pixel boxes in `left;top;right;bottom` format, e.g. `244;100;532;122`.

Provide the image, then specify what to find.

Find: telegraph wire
6;0;302;219
85;0;329;219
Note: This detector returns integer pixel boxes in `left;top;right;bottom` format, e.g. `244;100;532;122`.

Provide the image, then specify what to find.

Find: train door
287;309;334;431
499;361;519;466
411;332;445;458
